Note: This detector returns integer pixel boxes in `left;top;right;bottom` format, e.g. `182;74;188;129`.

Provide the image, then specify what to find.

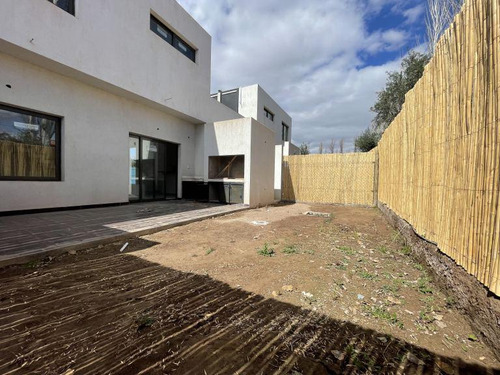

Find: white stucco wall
248;120;276;206
274;145;283;200
284;141;300;156
204;118;275;207
0;53;199;212
237;85;293;146
0;0;212;122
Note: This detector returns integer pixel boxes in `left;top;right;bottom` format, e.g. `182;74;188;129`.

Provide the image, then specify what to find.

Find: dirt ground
1;203;499;374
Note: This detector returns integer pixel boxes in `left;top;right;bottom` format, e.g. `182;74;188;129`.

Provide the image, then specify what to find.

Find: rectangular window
282;122;289;141
47;0;75;16
0;105;61;181
264;108;274;122
150;15;196;62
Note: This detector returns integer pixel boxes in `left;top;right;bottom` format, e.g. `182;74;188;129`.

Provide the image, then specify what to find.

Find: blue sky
178;0;428;152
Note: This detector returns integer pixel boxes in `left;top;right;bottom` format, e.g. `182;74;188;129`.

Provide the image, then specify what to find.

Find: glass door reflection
128;136;140;201
129;135;178;201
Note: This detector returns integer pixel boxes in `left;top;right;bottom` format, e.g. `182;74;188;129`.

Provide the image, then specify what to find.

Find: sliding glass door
129;136;140;201
128;135;178;201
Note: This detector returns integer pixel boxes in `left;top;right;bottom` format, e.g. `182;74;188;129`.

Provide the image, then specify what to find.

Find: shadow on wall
0;241;498;374
281;159;296;202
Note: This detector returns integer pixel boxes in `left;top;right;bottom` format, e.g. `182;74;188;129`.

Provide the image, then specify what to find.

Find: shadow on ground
0;240;498;375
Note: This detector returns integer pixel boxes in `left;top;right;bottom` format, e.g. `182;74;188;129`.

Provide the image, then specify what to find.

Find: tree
328;138;336;154
318;142;324;154
426;0;464;54
371;51;430;131
354;128;380;152
339;139;344;154
299;142;310;155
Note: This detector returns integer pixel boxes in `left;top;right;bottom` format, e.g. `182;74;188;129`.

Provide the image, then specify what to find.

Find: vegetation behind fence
282;151;377;206
378;0;499;295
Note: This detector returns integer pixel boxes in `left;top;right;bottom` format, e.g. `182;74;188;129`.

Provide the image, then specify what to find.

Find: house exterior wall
237;85;293;145
0;52;199;212
0;0;212;121
0;1;279;212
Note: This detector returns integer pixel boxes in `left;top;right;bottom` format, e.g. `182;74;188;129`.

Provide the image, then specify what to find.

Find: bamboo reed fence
378;0;500;295
282;151;378;206
0;141;56;178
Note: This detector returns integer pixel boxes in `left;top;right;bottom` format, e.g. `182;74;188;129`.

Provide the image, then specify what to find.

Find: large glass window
150;15;196;62
47;0;75;16
0;105;61;180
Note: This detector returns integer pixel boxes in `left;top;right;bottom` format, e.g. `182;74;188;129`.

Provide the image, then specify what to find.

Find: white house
0;0;291;211
212;85;299;199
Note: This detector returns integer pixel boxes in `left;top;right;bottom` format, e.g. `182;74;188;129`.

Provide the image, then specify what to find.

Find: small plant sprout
338;246;356;255
400;246;412;255
205;247;215;255
257;243;275;257
282;245;299;254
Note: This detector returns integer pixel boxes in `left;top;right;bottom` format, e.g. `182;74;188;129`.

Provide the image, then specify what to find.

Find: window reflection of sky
0;109;56;146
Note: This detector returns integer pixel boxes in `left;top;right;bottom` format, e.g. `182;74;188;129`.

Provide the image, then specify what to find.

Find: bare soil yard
1;203;499;374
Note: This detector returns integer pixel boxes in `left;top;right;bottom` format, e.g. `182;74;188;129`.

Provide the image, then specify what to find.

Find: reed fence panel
378;0;500;295
282;151;377;206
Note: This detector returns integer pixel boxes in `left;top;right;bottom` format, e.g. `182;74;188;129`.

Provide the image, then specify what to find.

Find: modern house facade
212;84;294;147
212;85;298;199
0;0;290;212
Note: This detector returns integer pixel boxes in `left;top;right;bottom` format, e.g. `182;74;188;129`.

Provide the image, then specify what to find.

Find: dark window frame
129;132;179;202
282;122;289;142
0;104;62;182
47;0;75;16
150;14;196;62
264;108;275;122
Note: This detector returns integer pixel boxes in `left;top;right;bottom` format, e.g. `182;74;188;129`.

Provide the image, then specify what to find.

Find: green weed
257;243;275;257
366;306;403;329
417;277;433;294
377;245;389;254
400;246;412;255
136;314;156;331
360;271;377;280
338;246;356;256
205;247;216;255
413;263;424;271
282;245;299;254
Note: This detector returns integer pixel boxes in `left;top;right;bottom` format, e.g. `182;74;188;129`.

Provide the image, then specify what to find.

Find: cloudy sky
177;0;428;152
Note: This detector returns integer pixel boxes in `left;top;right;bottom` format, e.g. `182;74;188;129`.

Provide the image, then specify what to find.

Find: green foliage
400;246;412;255
377;245;389;254
417;277;434;294
136;314;156;331
360;271;377;280
338;246;356;255
354;127;380;152
205;247;215;255
366;306;403;328
299;142;310;155
257;243;275;257
282;245;299;254
371;51;430;130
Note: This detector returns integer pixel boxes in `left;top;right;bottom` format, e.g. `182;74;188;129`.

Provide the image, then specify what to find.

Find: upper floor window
282;122;289;141
264;108;274;122
150;15;196;62
0;104;61;181
47;0;75;16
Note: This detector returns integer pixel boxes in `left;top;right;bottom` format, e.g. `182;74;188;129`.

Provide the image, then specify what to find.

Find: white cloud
403;4;425;24
178;0;422;152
